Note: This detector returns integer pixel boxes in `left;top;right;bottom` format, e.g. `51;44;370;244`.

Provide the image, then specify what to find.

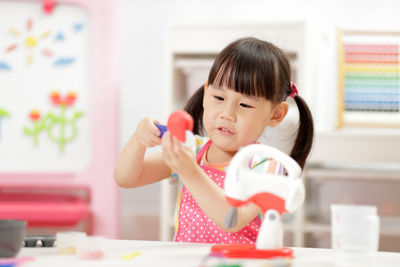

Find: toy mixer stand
211;144;305;259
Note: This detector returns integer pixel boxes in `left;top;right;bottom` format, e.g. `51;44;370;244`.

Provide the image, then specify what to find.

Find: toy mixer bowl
0;220;27;258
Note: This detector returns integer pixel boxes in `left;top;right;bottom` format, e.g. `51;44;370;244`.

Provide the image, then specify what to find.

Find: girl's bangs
208;54;276;101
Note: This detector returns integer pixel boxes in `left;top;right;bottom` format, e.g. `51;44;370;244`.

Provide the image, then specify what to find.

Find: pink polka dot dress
173;139;261;244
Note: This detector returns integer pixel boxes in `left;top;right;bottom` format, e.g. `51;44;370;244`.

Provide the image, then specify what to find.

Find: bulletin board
337;30;400;128
0;1;90;172
0;0;119;237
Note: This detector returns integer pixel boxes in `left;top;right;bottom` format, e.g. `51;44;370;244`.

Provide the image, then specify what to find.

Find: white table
14;240;400;267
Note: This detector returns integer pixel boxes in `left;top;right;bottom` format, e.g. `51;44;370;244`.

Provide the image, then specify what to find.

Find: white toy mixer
211;144;305;259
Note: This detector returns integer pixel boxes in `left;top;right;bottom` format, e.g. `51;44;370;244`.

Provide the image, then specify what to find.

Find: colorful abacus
343;43;399;112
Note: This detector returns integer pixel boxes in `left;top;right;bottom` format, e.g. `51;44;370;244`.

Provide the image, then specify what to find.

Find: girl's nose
219;104;236;121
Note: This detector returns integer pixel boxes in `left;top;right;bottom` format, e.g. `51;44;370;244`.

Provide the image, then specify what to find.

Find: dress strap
196;140;212;164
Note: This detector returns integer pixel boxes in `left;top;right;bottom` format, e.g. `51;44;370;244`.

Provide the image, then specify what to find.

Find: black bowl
0;220;27;258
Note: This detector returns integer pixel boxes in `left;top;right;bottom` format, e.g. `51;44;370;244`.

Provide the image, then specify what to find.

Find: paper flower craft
24;91;83;153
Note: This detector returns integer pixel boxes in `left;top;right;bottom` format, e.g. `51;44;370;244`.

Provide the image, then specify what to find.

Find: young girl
114;37;314;244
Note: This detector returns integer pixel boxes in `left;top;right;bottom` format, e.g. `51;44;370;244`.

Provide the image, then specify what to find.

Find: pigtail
290;95;314;169
184;85;205;135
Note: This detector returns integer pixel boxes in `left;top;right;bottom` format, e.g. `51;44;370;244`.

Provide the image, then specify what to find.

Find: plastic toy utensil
155;124;168;137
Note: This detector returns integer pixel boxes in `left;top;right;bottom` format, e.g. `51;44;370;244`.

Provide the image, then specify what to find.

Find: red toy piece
211;244;293;259
167;111;193;142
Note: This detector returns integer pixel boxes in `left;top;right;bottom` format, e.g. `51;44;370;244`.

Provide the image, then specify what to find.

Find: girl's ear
267;102;289;127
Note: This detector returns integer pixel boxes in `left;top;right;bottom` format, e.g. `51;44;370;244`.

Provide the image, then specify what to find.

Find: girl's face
202;84;279;154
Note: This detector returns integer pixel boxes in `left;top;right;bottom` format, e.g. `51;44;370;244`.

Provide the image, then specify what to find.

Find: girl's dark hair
184;37;314;168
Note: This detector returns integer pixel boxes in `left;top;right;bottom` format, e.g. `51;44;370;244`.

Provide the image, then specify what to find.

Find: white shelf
303;217;400;237
304;221;331;233
305;165;400;182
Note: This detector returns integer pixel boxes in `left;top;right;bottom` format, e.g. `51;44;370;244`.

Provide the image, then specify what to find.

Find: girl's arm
178;165;261;232
114;117;171;188
161;132;261;232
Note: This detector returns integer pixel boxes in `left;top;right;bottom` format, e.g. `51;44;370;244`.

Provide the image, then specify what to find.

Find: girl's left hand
161;131;198;177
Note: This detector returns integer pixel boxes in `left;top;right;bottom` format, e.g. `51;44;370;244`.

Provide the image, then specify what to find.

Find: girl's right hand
133;117;162;147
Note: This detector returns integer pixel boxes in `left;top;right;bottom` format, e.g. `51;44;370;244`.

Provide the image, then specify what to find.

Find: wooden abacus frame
337;30;400;128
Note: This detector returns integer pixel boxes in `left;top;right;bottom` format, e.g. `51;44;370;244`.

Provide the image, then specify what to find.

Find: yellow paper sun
6;18;53;65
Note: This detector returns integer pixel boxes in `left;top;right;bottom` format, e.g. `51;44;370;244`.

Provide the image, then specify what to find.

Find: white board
0;2;91;172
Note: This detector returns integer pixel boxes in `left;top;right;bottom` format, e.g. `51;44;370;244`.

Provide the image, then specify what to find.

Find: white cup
331;204;380;253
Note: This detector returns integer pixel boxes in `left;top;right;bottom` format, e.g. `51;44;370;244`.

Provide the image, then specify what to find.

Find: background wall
118;0;400;240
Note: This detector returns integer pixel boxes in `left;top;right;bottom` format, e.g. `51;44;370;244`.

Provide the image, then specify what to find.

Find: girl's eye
214;95;224;101
240;103;253;108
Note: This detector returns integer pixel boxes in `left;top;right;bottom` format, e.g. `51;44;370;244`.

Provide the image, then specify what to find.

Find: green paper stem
0;109;10;117
46;106;83;153
24;119;46;146
24;105;83;152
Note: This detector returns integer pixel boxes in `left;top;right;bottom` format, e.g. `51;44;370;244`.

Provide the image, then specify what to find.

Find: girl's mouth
217;127;234;135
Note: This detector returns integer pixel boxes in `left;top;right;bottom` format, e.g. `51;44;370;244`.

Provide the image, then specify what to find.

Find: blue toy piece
155;123;168;137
